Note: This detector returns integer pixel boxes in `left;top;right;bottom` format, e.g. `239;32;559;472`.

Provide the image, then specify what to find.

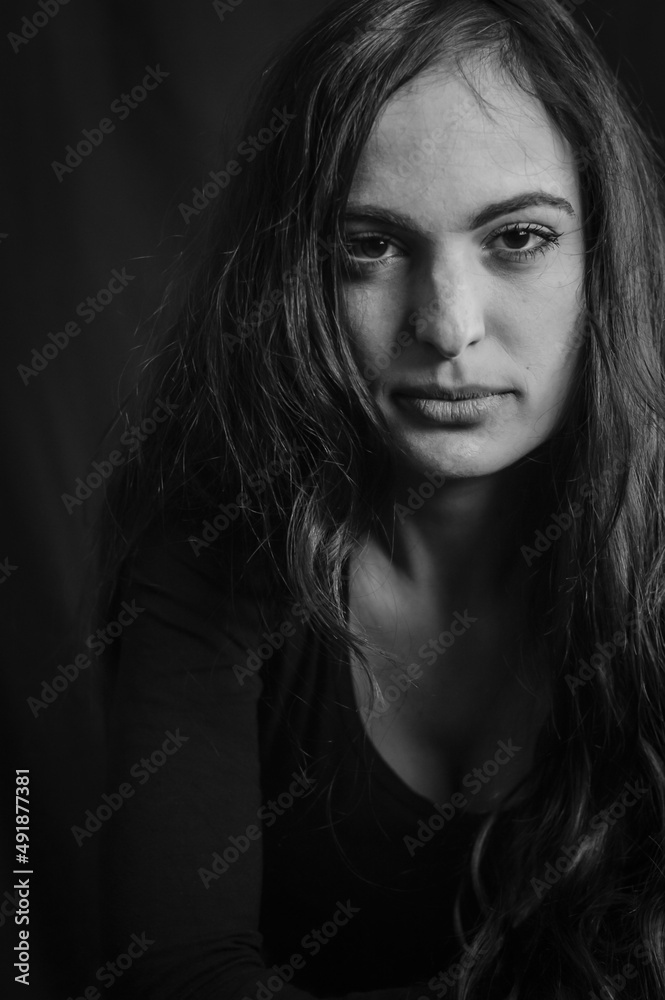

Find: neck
369;450;553;602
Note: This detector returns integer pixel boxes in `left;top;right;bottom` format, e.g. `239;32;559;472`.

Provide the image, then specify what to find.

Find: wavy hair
99;1;665;996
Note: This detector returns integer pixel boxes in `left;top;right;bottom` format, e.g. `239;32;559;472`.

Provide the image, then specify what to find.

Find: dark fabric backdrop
2;1;663;996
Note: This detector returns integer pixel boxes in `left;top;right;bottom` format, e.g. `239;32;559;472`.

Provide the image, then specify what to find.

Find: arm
100;523;418;1000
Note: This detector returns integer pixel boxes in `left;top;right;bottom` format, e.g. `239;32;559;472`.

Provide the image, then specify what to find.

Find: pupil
360;238;387;258
503;229;531;250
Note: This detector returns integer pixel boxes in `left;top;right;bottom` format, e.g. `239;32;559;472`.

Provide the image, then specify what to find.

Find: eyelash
488;222;562;263
343;223;562;272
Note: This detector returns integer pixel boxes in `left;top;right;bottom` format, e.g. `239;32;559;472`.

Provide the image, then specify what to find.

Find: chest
348;579;550;810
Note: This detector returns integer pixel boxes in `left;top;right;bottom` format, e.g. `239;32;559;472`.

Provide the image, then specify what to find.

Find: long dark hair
98;1;665;996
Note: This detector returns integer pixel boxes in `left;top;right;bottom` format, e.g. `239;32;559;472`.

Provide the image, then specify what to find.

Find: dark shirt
101;521;485;1000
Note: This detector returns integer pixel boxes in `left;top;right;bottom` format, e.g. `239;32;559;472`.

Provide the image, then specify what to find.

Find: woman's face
342;57;585;481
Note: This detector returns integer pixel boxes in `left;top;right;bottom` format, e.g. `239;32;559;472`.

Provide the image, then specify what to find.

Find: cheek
342;286;372;350
500;280;584;379
343;283;407;363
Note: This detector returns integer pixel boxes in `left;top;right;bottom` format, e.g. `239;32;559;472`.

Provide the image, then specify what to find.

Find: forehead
349;56;579;220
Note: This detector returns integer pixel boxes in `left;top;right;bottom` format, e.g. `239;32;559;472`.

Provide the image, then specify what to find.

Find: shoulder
110;512;289;663
122;511;273;596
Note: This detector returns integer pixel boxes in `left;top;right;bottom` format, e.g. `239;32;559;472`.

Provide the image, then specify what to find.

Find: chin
390;426;538;481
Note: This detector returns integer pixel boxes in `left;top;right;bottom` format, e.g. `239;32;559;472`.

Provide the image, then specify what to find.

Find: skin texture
342;56;586;806
343;55;585;484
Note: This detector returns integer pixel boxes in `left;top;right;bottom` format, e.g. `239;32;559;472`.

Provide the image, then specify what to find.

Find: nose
411;256;486;359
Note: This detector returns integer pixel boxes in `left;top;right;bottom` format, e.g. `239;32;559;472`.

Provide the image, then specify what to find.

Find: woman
98;0;665;997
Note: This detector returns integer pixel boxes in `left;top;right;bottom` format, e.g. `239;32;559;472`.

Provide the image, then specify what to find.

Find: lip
393;383;513;401
393;386;514;426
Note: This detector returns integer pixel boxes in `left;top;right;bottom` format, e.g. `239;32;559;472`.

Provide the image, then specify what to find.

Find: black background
2;1;664;996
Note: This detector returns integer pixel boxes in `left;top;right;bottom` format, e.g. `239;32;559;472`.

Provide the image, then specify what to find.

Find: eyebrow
344;192;577;234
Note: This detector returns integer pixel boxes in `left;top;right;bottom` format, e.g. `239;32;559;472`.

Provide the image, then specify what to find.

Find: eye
485;223;561;263
343;233;407;272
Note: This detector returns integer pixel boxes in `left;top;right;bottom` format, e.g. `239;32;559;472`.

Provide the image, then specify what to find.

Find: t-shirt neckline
336;560;491;824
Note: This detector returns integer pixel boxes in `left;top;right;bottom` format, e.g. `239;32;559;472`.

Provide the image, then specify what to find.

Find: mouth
394;384;513;401
392;386;514;425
